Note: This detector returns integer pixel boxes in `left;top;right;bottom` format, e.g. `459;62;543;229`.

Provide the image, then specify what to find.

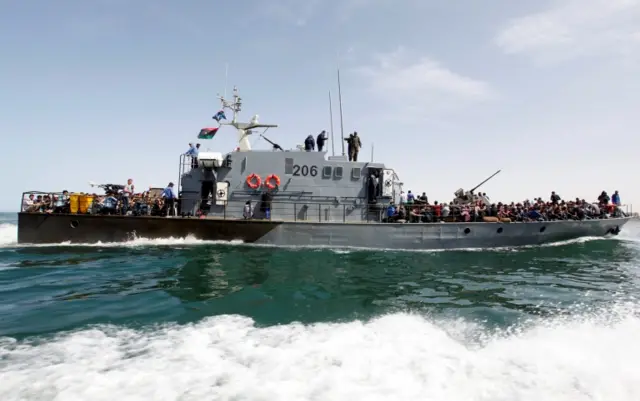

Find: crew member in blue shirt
386;203;396;222
185;143;200;168
161;182;177;216
612;190;621;206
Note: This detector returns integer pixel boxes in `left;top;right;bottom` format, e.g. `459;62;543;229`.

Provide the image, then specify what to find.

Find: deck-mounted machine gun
259;133;284;151
452;170;501;205
88;181;125;195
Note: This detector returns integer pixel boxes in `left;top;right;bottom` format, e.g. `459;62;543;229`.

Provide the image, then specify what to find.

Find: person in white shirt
123;179;134;215
22;194;34;212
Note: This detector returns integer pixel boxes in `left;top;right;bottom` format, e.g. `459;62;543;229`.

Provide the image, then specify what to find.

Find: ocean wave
1;306;638;400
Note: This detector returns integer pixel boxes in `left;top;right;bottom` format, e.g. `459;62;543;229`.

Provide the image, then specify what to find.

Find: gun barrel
470;169;501;193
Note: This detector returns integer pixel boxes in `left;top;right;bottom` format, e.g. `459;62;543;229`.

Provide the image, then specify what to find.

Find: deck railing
18;190;633;224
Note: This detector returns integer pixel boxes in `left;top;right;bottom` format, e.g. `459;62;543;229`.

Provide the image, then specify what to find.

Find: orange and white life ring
246;173;262;189
264;174;281;189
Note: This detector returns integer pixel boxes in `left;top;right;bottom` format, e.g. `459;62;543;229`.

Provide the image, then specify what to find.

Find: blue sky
1;0;639;212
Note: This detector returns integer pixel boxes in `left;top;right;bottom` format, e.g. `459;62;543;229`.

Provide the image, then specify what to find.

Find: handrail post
178;155;183;196
294;203;297;222
318;203;321;222
343;204;346;222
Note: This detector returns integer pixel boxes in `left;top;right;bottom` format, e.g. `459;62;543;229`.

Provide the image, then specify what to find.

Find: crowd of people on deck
23;181;628;225
384;190;627;223
21;179;179;217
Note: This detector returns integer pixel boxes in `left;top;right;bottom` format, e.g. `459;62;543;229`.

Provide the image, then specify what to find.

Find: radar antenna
214;86;278;152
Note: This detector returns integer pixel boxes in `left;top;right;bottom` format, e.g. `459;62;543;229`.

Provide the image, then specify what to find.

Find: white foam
0;224;17;248
0;263;16;271
1;309;639;400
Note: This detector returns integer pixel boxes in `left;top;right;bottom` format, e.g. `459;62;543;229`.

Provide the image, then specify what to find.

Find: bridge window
284;158;294;175
334;166;343;178
351;167;361;180
323;166;332;178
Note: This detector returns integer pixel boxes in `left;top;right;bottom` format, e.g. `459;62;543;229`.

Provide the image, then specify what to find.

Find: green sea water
1;212;639;400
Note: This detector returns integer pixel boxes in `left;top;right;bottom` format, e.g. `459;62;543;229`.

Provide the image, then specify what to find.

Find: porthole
497;227;503;234
539;226;546;233
464;227;471;235
70;220;79;228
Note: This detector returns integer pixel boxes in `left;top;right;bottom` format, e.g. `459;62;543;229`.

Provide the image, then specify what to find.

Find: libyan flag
198;127;219;139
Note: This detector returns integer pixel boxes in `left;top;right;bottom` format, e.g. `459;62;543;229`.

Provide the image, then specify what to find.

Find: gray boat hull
17;213;631;250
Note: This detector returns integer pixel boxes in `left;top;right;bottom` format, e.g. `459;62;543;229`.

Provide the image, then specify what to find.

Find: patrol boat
17;87;631;249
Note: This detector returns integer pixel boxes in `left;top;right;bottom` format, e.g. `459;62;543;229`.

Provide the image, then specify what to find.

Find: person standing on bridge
317;130;327;152
345;131;362;161
304;135;315;151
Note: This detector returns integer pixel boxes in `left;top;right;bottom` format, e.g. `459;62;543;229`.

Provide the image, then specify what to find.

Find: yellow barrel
69;193;80;214
79;194;93;213
85;195;94;213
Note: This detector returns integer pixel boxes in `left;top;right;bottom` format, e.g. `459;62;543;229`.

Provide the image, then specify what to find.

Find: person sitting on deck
100;192;119;215
22;194;35;212
51;193;69;214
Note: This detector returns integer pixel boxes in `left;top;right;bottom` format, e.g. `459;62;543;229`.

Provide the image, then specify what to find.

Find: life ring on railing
246;173;262;189
264;174;281;189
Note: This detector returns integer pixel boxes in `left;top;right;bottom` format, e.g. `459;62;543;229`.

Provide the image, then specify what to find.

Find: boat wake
1;303;639;400
1;222;638;253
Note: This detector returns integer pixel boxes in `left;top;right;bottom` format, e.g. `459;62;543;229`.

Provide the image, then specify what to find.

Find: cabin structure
178;87;402;222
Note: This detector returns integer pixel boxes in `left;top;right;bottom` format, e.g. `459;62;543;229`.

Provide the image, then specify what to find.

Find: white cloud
496;0;640;63
353;47;496;117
